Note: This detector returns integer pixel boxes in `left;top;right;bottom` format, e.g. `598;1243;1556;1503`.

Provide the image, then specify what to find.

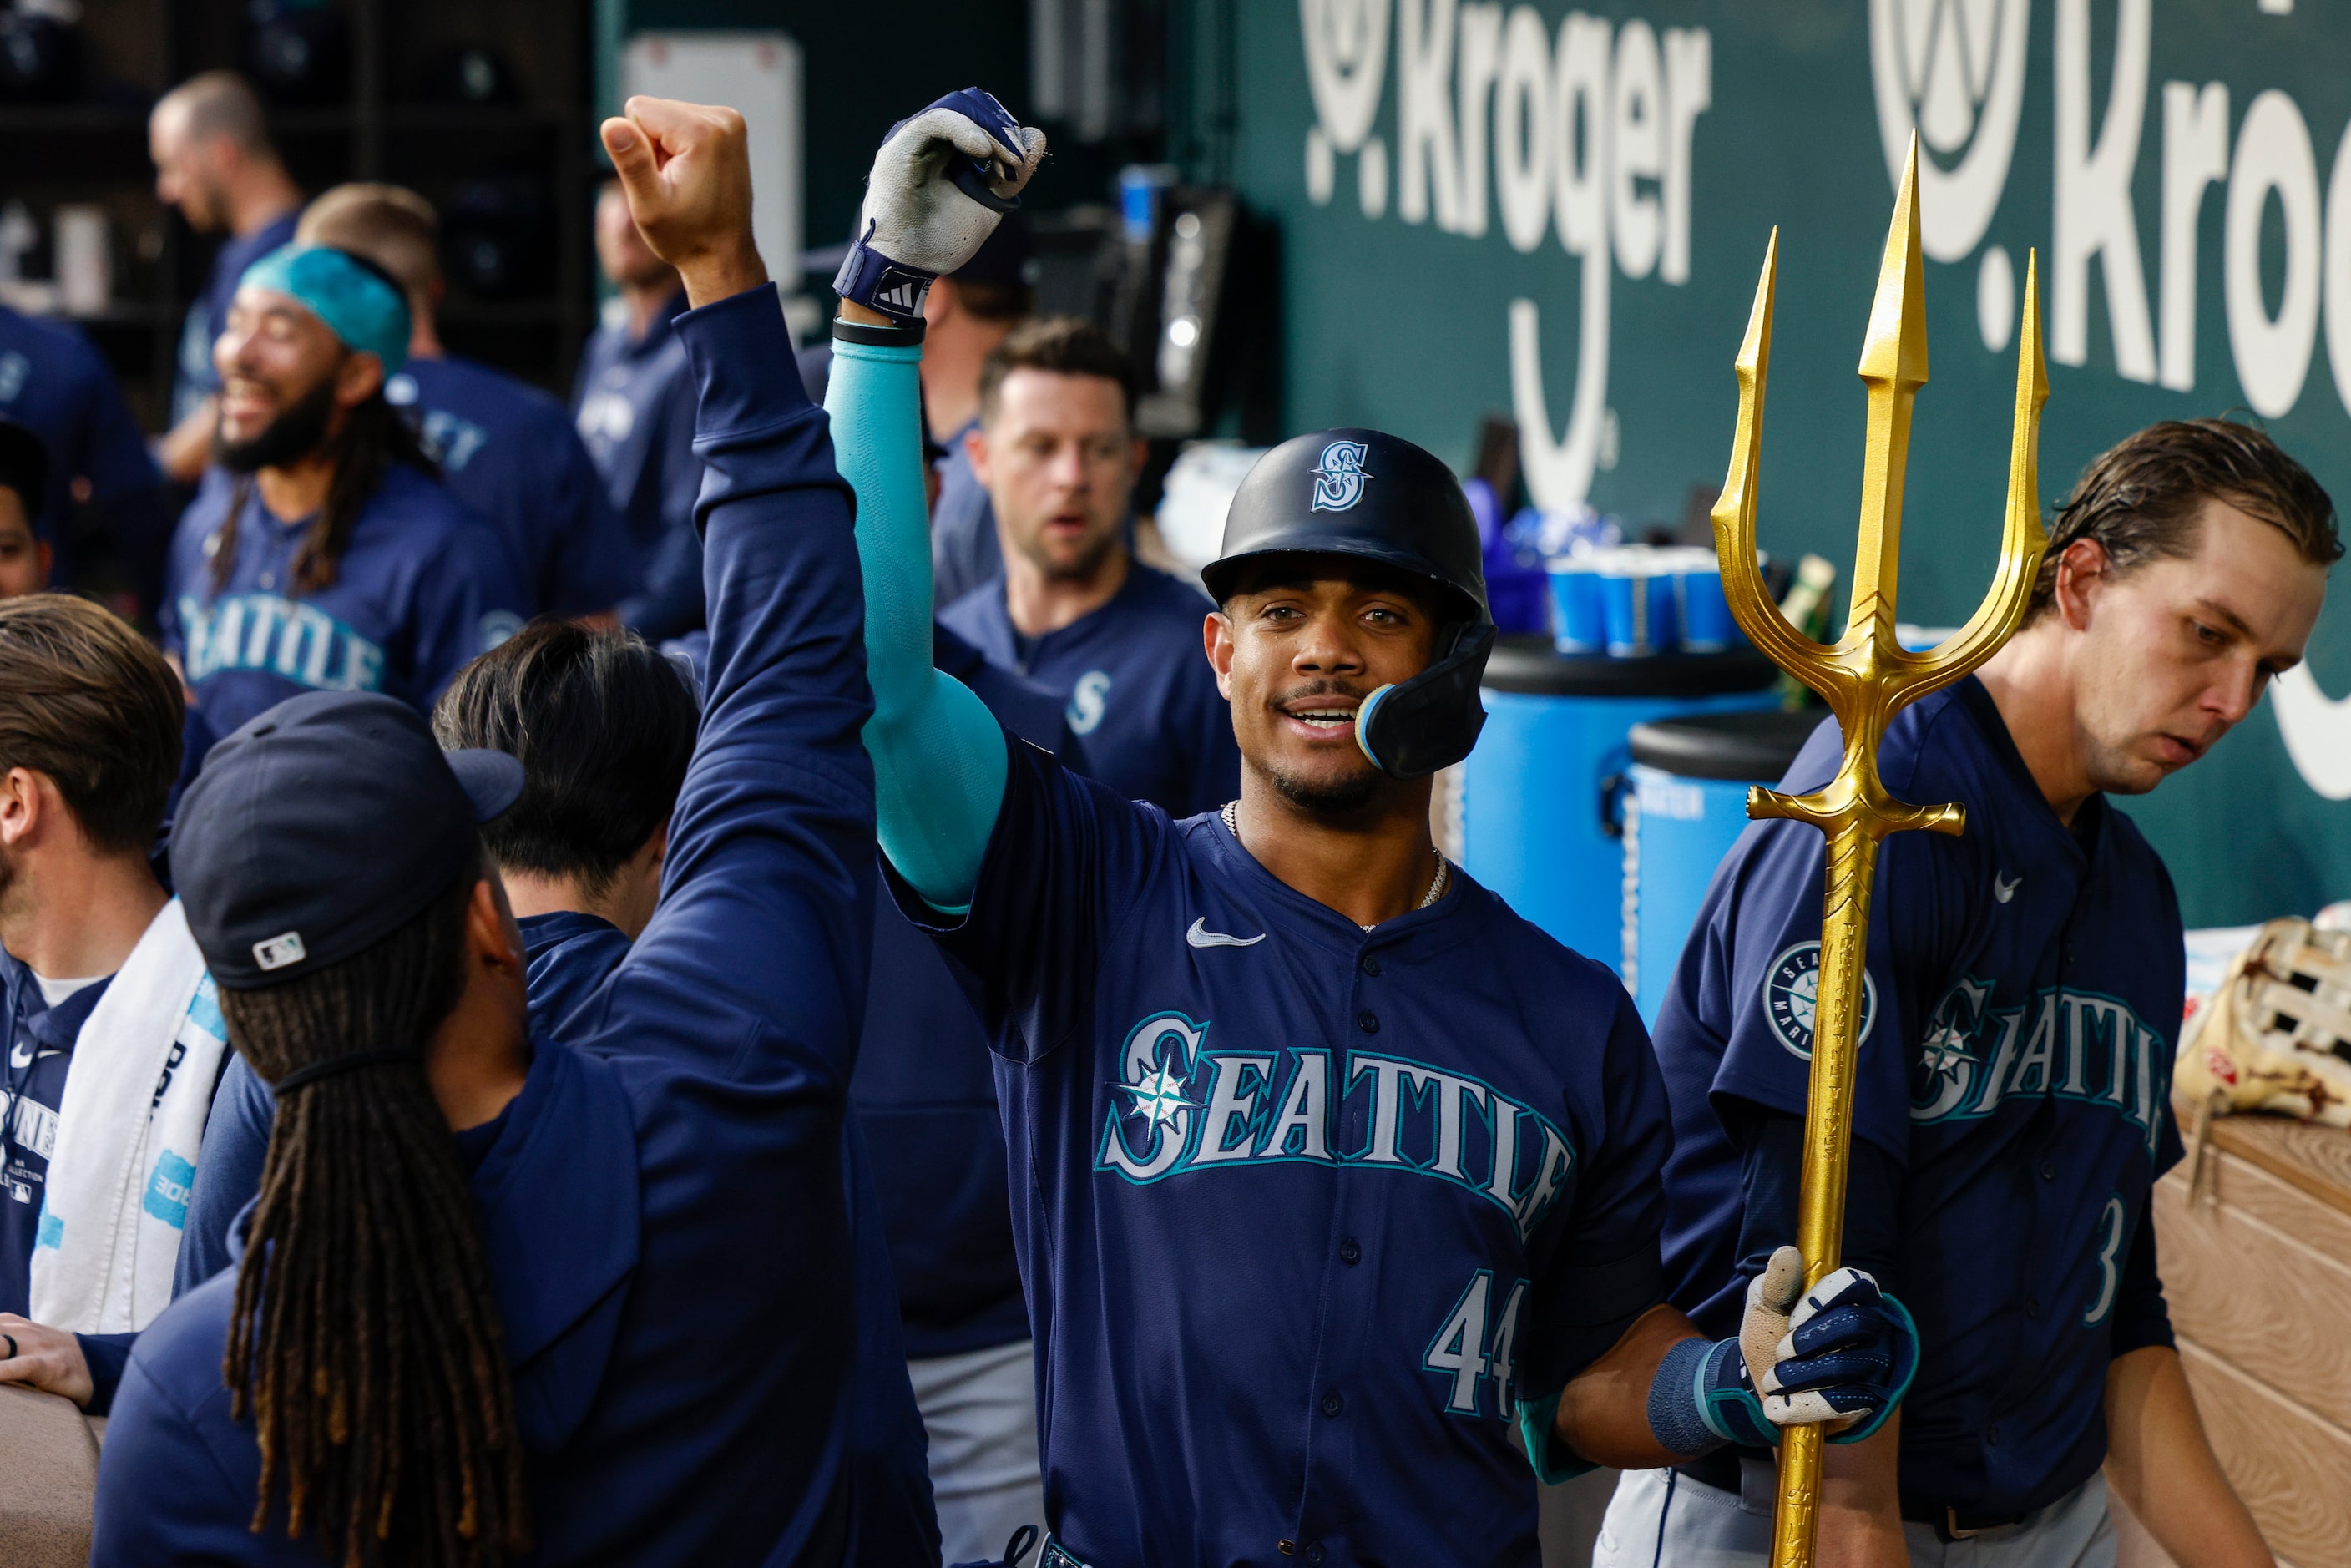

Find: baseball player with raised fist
90;95;892;1566
826;89;1919;1568
1624;419;2337;1568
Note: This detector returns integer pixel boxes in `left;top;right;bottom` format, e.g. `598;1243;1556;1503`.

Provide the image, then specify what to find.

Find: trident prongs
1710;135;2050;849
1705;135;2051;1568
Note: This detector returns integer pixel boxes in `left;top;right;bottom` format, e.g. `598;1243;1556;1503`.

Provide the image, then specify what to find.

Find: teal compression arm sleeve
825;330;1007;911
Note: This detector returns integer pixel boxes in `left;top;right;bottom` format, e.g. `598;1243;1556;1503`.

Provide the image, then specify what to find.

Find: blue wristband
1648;1336;1777;1457
832;222;937;324
1646;1336;1725;1458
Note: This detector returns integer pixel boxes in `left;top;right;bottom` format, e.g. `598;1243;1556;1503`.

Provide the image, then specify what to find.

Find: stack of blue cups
1547;544;1742;656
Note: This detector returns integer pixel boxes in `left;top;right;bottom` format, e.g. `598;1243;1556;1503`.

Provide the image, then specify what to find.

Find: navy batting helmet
1203;428;1494;780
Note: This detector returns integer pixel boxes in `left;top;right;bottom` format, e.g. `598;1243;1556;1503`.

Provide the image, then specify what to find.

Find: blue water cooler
1460;638;1778;974
1622;710;1824;1023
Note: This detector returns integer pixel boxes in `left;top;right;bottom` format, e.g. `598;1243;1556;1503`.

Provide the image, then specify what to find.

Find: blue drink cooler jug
1460;638;1778;974
1622;710;1825;1024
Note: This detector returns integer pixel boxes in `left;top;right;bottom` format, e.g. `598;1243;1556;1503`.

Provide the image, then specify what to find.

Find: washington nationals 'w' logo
1310;440;1372;512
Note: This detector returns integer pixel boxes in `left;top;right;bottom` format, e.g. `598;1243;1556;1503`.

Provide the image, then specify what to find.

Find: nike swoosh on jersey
1993;873;2021;903
1186;918;1266;948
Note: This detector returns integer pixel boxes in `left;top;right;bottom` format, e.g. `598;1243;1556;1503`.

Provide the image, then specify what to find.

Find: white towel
28;900;227;1333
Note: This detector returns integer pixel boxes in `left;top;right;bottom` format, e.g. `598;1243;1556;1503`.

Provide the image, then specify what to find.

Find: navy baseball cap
174;691;524;990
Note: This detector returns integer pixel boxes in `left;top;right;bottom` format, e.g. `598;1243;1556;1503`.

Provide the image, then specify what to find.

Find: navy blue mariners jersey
387;356;637;617
160;463;528;736
571;291;705;639
1652;676;2187;1517
172;214;298;421
939;561;1241;818
0;303;159;539
898;740;1673;1568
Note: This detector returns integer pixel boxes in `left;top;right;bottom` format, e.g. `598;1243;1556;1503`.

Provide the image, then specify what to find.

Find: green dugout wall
1174;0;2351;928
600;2;2351;927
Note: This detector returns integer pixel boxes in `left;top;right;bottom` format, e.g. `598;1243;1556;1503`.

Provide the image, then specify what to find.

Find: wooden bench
0;1383;99;1568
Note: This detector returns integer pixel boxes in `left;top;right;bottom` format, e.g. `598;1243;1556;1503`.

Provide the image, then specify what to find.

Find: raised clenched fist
833;88;1046;325
600;95;767;308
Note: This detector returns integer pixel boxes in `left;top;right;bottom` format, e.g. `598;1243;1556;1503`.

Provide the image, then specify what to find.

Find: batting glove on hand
1741;1244;1919;1444
834;88;1046;323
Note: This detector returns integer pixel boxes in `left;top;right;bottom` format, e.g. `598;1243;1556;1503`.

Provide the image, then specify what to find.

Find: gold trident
1708;136;2049;1568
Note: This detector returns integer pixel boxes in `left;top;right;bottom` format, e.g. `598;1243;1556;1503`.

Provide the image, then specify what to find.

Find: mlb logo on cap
253;932;308;972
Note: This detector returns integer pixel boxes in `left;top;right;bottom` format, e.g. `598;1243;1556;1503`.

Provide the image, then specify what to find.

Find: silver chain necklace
1221;800;1451;929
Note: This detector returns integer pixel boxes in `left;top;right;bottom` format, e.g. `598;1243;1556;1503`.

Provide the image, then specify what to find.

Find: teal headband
237;245;412;373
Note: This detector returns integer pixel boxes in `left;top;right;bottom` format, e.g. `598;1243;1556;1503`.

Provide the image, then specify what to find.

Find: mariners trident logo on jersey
1911;975;2172;1151
1309;439;1372;511
1095;1010;1578;1237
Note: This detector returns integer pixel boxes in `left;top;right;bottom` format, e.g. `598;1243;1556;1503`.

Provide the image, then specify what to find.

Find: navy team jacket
94;284;882;1565
899;741;1673;1568
1652;677;2184;1518
171;912;661;1297
169;912;941;1567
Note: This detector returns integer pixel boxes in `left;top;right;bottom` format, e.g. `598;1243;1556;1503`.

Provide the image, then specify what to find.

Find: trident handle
1703;137;2050;1568
1767;819;1882;1565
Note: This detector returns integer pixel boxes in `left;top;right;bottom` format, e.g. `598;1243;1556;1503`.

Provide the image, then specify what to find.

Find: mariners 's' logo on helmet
1310;440;1373;512
1763;941;1878;1062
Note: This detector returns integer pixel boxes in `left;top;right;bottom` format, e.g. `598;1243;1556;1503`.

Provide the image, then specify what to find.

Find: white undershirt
33;972;104;1009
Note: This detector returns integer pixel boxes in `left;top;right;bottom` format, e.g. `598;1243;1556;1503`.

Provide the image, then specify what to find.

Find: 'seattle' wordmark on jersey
1910;978;2172;1149
176;592;387;694
1095;1009;1578;1236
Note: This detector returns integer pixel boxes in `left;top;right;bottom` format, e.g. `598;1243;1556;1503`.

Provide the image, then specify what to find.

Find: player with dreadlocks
92;97;886;1565
222;855;526;1565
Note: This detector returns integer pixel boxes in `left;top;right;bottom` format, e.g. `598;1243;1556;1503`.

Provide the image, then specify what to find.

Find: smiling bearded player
1617;418;2338;1568
159;245;526;738
823;89;1922;1568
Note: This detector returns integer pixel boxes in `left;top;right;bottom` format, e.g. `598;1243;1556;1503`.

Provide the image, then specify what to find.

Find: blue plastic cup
1600;549;1678;656
1547;558;1606;653
1675;550;1737;652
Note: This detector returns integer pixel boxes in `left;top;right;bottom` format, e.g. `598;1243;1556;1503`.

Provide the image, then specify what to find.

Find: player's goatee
214;377;337;474
1264;756;1383;817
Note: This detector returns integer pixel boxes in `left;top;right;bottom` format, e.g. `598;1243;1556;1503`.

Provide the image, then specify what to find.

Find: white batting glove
1748;1245;1919;1443
833;88;1046;323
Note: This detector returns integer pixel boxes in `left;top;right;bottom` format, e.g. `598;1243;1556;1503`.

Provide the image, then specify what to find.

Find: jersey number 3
2083;1194;2127;1327
1425;1271;1529;1416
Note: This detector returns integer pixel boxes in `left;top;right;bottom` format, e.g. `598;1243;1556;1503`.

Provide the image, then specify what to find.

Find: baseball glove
2177;917;2351;1126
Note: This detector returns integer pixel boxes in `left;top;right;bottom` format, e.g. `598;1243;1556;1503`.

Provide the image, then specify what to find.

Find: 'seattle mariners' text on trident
1707;135;2050;1568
